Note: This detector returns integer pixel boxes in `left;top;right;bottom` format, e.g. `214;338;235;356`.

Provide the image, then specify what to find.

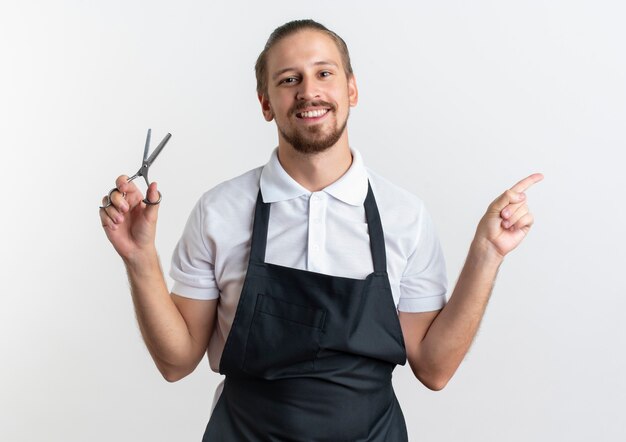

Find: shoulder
197;166;262;216
366;168;427;222
365;169;443;276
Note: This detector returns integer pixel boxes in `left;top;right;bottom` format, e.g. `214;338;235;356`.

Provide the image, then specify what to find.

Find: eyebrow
271;61;339;80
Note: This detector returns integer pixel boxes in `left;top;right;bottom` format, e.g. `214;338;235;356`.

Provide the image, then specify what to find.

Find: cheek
272;98;292;115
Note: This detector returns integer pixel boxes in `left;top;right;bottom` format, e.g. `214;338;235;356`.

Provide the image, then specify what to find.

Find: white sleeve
169;198;220;300
397;207;447;312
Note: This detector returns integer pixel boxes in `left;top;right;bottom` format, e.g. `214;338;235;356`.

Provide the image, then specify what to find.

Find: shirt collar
260;147;369;206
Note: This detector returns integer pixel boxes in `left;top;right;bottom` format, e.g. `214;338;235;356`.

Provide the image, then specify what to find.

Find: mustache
290;100;336;115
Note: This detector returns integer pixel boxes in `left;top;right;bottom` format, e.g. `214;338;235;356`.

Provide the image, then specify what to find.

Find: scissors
100;129;172;209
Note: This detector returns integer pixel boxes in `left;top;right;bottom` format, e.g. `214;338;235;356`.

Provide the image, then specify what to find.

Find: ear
258;93;274;121
347;74;358;107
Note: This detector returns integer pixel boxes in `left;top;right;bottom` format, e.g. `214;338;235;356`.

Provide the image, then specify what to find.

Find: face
259;29;358;154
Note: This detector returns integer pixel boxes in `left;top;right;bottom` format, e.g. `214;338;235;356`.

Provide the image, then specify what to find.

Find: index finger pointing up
510;173;544;193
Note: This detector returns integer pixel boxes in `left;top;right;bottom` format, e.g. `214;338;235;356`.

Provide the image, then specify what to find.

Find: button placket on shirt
307;192;327;273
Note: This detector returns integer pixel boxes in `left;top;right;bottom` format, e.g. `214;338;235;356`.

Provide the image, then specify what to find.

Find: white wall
1;1;624;440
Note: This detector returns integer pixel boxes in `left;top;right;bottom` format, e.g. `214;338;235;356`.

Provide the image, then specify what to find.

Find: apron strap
249;188;270;265
363;182;387;274
249;182;388;274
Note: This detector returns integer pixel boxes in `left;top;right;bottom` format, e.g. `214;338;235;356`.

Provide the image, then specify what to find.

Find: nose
296;76;320;101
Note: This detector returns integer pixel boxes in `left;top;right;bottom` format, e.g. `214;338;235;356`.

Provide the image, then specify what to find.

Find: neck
277;138;353;192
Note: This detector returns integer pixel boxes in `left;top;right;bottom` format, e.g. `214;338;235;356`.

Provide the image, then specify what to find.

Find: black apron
203;182;408;441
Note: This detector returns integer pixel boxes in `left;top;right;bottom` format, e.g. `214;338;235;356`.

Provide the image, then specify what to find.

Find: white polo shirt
170;147;447;372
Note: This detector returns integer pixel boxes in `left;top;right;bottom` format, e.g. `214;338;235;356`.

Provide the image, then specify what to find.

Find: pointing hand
475;173;544;259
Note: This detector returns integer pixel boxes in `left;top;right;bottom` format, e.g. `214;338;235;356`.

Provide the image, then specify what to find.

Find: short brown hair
255;19;354;96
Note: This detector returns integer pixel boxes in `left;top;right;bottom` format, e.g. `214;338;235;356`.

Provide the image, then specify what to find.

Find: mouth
292;100;334;120
295;108;331;120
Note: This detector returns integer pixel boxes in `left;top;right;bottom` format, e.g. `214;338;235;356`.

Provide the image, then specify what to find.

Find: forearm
416;240;503;387
123;249;197;378
406;173;542;389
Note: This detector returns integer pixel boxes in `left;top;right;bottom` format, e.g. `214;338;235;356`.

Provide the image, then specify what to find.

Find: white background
1;1;625;441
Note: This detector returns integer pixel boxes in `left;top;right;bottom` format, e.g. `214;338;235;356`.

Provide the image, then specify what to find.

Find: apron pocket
242;294;326;378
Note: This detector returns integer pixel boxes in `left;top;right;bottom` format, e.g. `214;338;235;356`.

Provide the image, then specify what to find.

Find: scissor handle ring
143;190;162;206
99;188;127;209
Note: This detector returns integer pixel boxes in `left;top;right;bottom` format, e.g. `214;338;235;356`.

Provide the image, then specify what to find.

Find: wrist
123;246;160;273
468;238;505;269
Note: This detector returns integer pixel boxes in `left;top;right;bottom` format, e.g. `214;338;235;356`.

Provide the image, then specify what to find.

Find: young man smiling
100;19;542;441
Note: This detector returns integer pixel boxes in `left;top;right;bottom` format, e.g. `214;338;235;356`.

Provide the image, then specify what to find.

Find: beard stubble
277;100;349;155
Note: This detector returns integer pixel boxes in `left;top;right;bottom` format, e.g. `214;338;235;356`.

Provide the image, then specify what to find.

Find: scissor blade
146;132;172;166
143;129;152;162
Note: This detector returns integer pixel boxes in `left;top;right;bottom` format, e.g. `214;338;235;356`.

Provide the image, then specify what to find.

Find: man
100;19;542;441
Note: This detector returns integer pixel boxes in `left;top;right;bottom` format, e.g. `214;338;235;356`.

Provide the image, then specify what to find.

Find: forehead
266;29;344;74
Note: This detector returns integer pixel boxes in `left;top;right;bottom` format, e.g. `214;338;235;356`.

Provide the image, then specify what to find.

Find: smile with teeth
297;109;329;118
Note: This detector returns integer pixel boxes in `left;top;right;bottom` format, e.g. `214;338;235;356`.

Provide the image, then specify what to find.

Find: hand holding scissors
100;129;171;209
99;129;171;259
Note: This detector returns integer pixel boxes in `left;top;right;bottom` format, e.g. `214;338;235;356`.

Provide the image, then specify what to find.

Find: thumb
144;182;161;218
489;189;525;213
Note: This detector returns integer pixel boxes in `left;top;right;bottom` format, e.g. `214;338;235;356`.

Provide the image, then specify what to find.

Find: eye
279;76;298;85
320;71;332;78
